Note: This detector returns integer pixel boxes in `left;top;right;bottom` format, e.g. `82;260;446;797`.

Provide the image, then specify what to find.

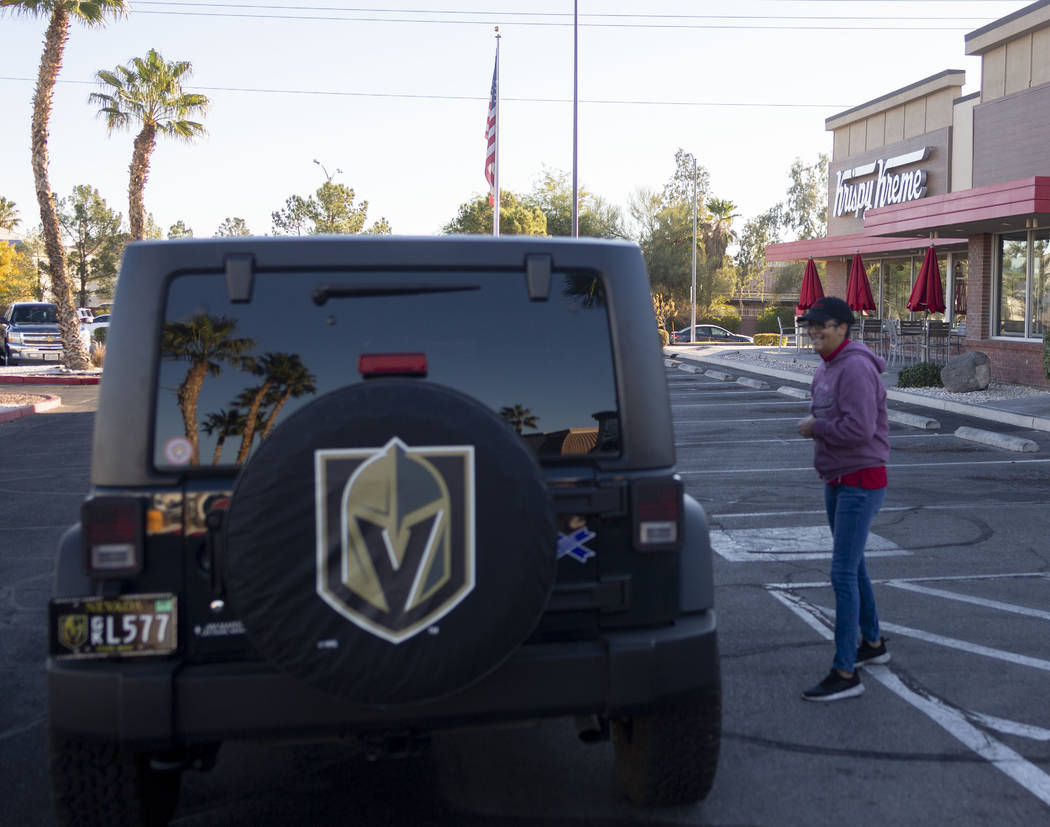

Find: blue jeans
825;484;886;673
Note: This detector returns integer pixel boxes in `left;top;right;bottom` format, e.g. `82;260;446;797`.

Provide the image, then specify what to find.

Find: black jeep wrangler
47;236;720;824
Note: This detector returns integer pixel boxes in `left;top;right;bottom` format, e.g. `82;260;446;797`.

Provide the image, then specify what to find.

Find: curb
0;375;99;385
954;426;1039;452
666;349;1050;434
0;394;62;423
888;410;941;430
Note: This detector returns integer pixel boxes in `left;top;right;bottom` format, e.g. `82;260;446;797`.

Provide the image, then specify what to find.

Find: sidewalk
665;344;1050;434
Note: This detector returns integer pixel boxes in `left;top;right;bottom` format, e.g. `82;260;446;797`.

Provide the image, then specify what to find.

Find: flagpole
571;0;579;237
493;28;501;236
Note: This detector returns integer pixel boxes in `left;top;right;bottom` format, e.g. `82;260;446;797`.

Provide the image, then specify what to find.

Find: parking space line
711;525;904;562
716;503;1050;520
884;580;1050;621
768;588;1050;809
681;458;1050;475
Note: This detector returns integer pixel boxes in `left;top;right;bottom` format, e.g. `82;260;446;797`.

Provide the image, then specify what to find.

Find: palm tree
161;315;254;465
704;198;739;267
1;0;127;370
200;408;247;466
0;197;20;231
89;48;208;241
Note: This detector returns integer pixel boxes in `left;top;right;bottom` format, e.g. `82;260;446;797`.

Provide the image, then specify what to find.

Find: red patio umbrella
796;258;825;316
907;247;946;314
846;252;877;314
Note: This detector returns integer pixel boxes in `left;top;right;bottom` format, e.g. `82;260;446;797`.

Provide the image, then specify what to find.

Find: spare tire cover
223;379;557;705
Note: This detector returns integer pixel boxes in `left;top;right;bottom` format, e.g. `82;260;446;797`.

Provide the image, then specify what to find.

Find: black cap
799;296;855;327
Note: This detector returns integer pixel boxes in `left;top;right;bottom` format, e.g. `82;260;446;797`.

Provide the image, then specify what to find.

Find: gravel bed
0;392;49;409
718;350;1048;403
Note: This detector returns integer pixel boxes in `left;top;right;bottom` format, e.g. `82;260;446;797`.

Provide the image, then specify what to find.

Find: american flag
484;53;498;206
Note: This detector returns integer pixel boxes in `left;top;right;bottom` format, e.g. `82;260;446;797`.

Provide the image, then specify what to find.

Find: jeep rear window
153;270;620;470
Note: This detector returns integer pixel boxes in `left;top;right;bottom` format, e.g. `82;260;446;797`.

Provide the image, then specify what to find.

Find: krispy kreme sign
833;147;929;218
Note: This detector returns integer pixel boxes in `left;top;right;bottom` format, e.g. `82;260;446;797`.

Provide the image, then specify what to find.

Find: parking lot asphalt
666;345;1050;435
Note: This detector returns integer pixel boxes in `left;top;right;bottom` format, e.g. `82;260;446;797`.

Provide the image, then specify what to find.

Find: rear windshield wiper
311;283;480;306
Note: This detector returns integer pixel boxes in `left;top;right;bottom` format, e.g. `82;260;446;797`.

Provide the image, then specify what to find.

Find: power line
127;10;985;30
0;76;850;109
129;2;1000;22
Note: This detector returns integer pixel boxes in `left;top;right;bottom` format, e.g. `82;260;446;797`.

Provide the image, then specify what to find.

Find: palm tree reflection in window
162;315;254;465
562;274;605;308
499;403;538;434
201;408;246;466
232;352;317;464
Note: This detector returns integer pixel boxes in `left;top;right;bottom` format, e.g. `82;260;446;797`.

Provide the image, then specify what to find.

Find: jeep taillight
359;353;427;378
82;497;145;576
631;478;683;551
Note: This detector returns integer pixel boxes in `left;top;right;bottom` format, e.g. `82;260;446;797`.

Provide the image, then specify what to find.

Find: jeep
47;236;720;825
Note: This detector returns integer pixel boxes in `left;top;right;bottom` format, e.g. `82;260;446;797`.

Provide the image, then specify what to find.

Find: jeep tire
48;729;181;827
223;379;558;705
611;687;722;807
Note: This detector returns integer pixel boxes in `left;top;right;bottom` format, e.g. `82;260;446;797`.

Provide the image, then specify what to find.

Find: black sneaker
855;638;890;667
801;669;864;702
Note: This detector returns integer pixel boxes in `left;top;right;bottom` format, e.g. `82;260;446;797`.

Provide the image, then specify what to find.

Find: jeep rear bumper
48;610;718;747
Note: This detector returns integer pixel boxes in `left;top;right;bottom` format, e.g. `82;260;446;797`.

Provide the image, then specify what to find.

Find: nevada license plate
49;594;177;659
44;352;61;361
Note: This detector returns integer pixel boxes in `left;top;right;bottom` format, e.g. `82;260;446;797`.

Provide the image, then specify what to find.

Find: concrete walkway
666;344;1050;434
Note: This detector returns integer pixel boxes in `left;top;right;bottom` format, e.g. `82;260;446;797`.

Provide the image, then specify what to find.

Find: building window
951;256;968;320
883;258;913;320
995;230;1050;338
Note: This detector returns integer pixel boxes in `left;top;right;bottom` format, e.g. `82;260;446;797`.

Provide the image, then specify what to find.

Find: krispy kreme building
767;0;1050;387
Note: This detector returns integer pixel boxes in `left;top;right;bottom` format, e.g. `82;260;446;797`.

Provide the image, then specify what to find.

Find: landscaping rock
941;351;991;393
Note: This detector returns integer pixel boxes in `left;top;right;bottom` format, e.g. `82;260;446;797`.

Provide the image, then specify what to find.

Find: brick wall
966;234;993;340
825;260;848;298
959;339;1049;387
957;233;1049;387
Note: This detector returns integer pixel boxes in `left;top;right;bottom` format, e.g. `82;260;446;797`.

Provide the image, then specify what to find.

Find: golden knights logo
57;613;88;651
314;437;475;644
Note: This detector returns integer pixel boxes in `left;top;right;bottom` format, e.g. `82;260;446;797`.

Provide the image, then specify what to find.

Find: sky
0;1;1036;241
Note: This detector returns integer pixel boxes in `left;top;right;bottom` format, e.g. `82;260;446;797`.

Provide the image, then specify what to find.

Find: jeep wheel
611;688;722;806
48;729;181;827
223;379;557;705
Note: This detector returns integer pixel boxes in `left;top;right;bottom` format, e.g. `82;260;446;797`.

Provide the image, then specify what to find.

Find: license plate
44;352;61;361
49;594;177;659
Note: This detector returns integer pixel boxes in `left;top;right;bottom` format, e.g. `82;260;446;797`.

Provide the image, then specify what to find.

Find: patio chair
925;321;951;364
897;320;925;365
777;316;798;350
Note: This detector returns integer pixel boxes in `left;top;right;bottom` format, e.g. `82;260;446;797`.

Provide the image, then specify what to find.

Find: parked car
76;307;94;324
672;324;753;344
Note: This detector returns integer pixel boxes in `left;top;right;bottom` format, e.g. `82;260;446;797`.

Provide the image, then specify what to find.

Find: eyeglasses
802;321;840;331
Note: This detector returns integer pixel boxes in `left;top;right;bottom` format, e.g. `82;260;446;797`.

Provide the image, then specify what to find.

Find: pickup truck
1;301;64;365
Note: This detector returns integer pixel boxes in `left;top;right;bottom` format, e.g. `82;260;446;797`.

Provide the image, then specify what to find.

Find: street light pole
686;153;697;343
571;0;579;237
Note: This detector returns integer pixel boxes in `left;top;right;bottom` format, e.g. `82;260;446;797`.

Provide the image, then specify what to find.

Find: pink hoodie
809;341;889;482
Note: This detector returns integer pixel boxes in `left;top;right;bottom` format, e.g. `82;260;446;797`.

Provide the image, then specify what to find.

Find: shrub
1043;330;1050;379
89;342;105;368
696;311;741;333
93;327;107;345
657;327;669;347
753;333;780;347
897;362;942;388
755;306;796;334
